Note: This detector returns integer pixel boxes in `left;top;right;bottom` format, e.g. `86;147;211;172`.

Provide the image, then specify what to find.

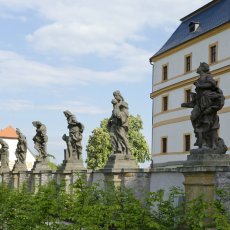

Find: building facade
0;126;35;170
150;0;230;164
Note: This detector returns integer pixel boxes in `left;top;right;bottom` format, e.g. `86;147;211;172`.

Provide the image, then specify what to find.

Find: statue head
63;110;73;118
197;62;210;74
16;128;21;135
113;90;124;102
32;121;42;128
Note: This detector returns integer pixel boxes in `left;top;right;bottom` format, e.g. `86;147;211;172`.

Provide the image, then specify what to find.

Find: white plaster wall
153;28;230;85
153;120;195;154
150;172;185;198
153;154;188;164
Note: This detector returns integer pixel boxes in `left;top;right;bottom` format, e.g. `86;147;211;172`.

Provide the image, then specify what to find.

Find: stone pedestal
183;171;215;202
185;148;230;166
32;159;52;173
60;159;85;172
12;161;27;172
182;149;230;202
104;153;138;169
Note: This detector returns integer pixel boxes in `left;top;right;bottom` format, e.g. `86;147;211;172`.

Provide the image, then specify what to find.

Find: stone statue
0;138;9;168
62;110;84;160
32;121;48;160
15;128;27;164
107;90;130;155
181;62;227;154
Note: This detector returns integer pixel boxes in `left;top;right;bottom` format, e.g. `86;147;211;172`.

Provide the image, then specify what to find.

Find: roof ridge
0;125;18;139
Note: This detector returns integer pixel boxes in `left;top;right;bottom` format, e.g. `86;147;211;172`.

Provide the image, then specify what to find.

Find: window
184;134;191;152
189;22;200;32
162;96;168;111
162;64;168;81
184;54;192;73
185;88;191;103
161;137;168;153
209;42;218;64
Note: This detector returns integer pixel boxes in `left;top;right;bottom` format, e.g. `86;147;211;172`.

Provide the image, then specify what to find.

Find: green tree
86;115;150;169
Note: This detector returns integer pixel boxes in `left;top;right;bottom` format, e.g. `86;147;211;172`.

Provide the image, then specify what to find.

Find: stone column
40;170;52;185
64;174;72;193
2;172;12;187
104;171;122;188
33;173;41;193
12;173;19;189
18;172;28;190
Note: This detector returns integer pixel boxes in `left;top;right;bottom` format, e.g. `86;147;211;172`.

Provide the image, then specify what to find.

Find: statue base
184;148;230;166
0;165;10;173
104;153;138;169
12;161;27;172
32;159;52;173
182;148;230;205
60;159;85;172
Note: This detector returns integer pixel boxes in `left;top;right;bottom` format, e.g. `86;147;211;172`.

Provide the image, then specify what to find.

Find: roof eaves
149;21;230;62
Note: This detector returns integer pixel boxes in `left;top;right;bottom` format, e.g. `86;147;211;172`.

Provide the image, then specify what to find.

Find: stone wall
1;164;230;214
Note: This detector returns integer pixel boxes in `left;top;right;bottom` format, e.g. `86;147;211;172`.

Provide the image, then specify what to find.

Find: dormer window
189;22;200;32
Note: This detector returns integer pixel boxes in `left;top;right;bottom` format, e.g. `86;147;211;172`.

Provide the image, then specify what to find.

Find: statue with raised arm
107;90;130;155
0;138;9;168
181;62;227;154
32;121;48;160
62;110;84;160
15;128;27;164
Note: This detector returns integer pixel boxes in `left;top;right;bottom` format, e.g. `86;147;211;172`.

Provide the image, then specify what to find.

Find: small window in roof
189;22;200;32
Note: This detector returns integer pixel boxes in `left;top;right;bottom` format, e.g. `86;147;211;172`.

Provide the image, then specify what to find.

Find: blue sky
0;0;210;166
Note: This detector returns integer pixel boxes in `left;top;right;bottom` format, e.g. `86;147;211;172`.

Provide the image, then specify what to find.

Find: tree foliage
86;115;150;169
0;178;229;229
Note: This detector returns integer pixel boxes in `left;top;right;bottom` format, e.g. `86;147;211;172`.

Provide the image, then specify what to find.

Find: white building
0;126;35;170
150;0;230;164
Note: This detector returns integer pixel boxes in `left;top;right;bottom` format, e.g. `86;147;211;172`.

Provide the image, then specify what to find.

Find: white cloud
0;99;34;111
0;0;211;57
0;49;150;88
0;99;108;115
40;101;109;115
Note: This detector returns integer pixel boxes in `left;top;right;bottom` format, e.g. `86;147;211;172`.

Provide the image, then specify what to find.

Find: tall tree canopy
86;115;150;169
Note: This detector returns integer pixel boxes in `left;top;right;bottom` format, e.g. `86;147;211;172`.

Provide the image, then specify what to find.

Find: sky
0;0;210;167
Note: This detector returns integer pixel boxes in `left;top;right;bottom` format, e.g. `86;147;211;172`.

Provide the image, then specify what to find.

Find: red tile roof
0;126;18;139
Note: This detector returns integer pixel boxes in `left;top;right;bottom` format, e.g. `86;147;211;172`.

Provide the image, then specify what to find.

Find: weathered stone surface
183;171;216;202
184;149;230;166
215;172;230;212
104;153;138;169
62;110;84;161
12;162;27;172
0;138;10;172
32;159;52;173
60;159;85;172
108;90;131;155
32;121;48;160
14;128;27;170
